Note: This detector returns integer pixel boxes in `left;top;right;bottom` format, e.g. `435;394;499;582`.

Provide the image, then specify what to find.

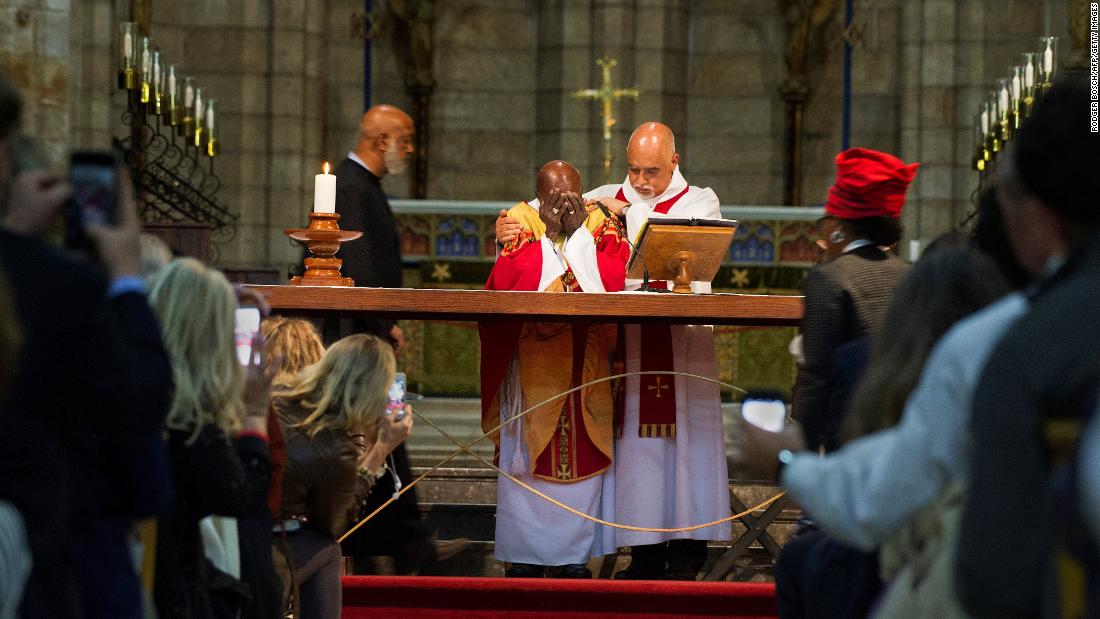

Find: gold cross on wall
647;376;670;399
571;57;640;185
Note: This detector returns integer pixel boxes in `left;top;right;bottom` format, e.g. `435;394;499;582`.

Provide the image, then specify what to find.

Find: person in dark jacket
326;104;464;573
0;70;175;618
792;148;917;452
274;333;413;618
149;258;273;618
327;104;411;349
958;75;1100;618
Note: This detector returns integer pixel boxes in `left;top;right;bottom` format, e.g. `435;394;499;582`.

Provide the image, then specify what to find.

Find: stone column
536;0;691;189
685;1;786;205
0;0;73;165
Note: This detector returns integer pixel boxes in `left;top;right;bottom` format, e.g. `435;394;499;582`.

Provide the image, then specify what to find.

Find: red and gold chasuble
615;185;690;438
479;202;629;482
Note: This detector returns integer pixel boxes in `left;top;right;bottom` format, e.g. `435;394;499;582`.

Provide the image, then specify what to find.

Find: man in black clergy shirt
331;104;465;573
328;103;413;350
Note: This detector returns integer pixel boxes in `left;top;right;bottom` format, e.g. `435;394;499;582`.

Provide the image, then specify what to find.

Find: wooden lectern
626;218;737;294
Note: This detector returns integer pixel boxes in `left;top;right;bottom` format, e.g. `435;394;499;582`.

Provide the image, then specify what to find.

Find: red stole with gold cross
616;185;691;438
532;324;612;481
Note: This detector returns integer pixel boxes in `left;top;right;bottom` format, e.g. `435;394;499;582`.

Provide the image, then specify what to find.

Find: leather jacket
273;397;373;540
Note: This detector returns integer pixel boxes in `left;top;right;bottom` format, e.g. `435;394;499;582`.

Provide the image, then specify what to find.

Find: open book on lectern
626;217;738;294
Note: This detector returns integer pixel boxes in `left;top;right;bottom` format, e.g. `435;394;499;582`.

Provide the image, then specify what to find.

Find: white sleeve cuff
564;227;604;293
537;237;566;291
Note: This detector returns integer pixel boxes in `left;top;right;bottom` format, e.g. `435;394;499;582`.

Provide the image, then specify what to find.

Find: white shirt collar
347;151;377;176
842;239;875;254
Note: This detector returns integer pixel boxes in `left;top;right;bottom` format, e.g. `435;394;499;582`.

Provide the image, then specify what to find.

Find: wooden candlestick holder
285;212;363;286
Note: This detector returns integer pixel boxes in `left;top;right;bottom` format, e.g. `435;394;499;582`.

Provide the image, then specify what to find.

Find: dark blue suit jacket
0;230;173;618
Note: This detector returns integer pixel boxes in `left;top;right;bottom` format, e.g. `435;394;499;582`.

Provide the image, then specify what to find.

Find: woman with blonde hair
148;258;273;618
274;333;413;618
256;316;325;615
261;316;325;387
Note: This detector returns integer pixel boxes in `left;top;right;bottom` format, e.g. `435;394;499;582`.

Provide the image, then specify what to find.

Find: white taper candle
314;161;336;214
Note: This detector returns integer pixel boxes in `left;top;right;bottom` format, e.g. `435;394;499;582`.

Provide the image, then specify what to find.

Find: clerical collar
842;239;874;254
347;151;381;178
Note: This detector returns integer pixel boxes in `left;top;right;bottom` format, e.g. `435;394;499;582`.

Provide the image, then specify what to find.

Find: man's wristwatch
776;449;795;481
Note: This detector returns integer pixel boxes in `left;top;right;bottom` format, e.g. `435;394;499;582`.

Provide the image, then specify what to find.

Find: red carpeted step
341;575;777;618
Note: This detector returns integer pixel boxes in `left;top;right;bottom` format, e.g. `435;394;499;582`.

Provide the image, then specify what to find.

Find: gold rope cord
338;371;786;544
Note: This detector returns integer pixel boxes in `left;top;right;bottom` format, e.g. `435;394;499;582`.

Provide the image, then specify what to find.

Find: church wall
896;0;1070;246
0;0;1075;398
366;0;538;200
2;0;1076;269
426;0;537;200
0;0;75;166
684;0;787;206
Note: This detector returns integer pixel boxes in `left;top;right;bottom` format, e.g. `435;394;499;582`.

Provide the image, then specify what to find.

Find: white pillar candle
1024;58;1035;88
1011;69;1021;102
909;239;921;262
314;162;336;214
980;108;989;134
1043;42;1053;74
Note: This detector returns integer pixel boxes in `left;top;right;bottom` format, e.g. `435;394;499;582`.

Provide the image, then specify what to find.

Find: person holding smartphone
1;71;176;618
147;258;274;618
272;334;413;619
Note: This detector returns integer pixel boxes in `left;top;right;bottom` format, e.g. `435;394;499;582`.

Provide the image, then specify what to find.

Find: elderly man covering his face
479;160;629;579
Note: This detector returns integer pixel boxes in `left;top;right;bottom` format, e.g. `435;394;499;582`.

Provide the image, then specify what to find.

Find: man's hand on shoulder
585;197;628;217
495;209;522;246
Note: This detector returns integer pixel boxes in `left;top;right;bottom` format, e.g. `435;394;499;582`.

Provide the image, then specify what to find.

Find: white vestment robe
587;166;733;546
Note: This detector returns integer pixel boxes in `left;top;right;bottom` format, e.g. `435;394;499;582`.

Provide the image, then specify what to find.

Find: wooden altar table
245;286;804;326
246;284;803;579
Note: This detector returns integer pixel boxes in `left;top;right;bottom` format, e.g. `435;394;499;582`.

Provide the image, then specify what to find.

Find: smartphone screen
387;372;407;420
65;151;119;248
234;307;262;366
741;392;787;433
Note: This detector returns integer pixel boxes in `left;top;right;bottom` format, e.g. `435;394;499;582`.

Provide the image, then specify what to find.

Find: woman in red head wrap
768;146;917;619
795;147;919;452
816;148;920;261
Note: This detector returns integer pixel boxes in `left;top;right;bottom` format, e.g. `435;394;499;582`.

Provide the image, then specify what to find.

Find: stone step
388;399;798;580
358;536;782;581
406;398;771;477
405;467;799;546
